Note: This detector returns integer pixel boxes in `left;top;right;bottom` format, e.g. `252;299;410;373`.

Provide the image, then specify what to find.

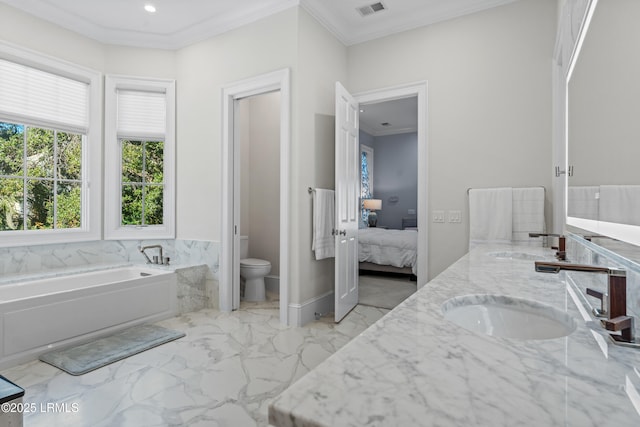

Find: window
360;145;374;226
0;41;102;246
121;139;164;226
104;76;175;240
0;123;82;231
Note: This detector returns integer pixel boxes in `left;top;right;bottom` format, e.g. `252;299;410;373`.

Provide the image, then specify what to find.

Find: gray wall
361;131;418;230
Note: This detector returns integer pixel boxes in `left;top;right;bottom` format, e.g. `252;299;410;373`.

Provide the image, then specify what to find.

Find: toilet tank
240;236;249;259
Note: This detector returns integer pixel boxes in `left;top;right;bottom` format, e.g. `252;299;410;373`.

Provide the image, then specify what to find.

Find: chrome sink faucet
138;245;170;265
534;261;636;346
529;233;566;261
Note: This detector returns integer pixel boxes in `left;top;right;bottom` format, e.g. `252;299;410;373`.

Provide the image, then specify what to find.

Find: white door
334;82;359;322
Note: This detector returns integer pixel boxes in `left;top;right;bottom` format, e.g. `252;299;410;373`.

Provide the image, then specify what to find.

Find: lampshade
363;199;382;211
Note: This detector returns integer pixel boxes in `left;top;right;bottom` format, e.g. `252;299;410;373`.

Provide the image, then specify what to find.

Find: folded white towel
512;187;545;242
567;186;599;220
599;185;640;226
312;189;335;260
469;188;513;248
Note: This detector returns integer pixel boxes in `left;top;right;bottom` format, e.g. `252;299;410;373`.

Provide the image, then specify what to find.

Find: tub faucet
138;245;167;265
529;233;566;261
534;261;636;346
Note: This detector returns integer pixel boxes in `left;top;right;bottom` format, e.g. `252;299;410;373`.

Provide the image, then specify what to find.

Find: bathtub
0;266;177;369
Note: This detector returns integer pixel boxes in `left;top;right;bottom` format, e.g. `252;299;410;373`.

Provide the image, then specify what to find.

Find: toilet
239;236;271;301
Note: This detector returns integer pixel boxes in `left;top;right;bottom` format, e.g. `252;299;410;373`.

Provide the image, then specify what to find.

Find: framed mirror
566;0;640;250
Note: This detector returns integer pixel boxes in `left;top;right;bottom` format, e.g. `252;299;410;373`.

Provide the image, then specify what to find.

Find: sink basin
441;294;576;340
487;251;539;261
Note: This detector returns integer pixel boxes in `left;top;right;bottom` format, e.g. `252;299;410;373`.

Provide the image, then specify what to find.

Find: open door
334;82;359;322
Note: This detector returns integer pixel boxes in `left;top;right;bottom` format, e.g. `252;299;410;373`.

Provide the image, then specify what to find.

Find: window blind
117;89;166;138
0;58;89;133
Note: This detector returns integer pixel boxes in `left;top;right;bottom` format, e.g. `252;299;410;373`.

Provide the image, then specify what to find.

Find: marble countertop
269;244;640;426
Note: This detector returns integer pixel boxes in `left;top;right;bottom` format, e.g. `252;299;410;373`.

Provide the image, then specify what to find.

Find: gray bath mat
39;324;185;376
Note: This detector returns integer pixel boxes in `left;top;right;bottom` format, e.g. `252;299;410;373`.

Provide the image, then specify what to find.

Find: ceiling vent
356;2;386;17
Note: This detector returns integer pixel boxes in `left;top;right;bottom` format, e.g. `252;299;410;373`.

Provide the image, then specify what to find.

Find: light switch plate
449;210;462;223
433;210;445;223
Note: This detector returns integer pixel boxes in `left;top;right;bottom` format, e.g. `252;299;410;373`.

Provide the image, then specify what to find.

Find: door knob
339;230;346;236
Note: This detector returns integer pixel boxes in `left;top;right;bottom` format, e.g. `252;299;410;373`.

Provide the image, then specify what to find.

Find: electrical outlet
433;210;445;223
448;210;462;223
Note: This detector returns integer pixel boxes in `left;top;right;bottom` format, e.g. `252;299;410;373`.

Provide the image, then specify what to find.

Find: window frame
0;41;102;247
104;75;176;240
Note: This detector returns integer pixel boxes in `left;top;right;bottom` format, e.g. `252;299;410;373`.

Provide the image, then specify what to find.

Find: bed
358;228;417;276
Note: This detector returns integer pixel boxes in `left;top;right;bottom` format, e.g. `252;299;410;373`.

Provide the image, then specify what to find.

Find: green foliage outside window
0;122;82;231
121;140;164;226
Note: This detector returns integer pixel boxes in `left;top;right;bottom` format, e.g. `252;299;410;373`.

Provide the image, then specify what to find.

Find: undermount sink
441;294;577;340
487;251;540;261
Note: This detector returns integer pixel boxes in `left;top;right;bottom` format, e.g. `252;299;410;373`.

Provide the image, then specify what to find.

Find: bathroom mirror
567;0;640;248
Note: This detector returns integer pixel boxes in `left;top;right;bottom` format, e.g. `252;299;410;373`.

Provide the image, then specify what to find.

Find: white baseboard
288;290;334;327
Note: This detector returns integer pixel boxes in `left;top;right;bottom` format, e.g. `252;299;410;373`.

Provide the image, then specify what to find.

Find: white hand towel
469;187;513;248
312;189;335;260
567;186;599;220
599;185;640;226
512;187;546;242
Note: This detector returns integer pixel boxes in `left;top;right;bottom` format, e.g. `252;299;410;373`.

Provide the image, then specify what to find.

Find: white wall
291;8;348;303
174;8;298;243
348;0;557;279
0;3;105;71
0;4;176;79
238;92;281;276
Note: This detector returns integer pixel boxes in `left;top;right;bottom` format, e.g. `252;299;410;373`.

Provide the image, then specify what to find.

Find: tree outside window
120;139;164;226
0;122;82;231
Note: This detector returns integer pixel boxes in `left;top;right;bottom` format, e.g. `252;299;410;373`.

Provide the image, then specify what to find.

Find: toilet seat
240;258;271;268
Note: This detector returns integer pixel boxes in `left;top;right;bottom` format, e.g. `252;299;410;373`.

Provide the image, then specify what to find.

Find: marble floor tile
1;303;388;427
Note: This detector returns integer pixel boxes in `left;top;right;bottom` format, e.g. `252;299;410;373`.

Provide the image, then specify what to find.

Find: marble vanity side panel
567;237;640;337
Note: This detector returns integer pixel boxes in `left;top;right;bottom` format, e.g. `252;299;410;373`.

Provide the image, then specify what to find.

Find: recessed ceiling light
144;4;156;13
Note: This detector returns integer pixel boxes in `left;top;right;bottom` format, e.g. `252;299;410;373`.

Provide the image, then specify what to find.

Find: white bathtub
0;266;177;369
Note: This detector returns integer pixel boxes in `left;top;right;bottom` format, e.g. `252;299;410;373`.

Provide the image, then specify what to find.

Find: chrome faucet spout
139;245;164;264
534;262;625;277
535;261;626;319
138;246;153;263
529;234;567;260
534;261;635;345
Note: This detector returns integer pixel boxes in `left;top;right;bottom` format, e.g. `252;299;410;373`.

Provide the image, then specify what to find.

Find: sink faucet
138;245;169;265
534;261;635;345
529;233;566;261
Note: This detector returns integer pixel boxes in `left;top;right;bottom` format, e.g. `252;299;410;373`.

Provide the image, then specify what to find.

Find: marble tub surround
1;304;388;427
175;264;219;314
0;239;219;280
269;244;640;427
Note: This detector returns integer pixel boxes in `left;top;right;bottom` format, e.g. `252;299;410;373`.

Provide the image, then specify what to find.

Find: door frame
220;68;291;325
354;81;429;284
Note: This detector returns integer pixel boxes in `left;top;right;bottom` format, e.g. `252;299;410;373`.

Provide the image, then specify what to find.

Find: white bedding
358;228;417;274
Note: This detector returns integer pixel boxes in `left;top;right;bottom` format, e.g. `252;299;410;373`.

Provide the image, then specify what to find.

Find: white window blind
0;58;89;133
117;90;166;138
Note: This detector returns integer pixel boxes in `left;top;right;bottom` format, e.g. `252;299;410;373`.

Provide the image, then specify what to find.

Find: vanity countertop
268;244;640;426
